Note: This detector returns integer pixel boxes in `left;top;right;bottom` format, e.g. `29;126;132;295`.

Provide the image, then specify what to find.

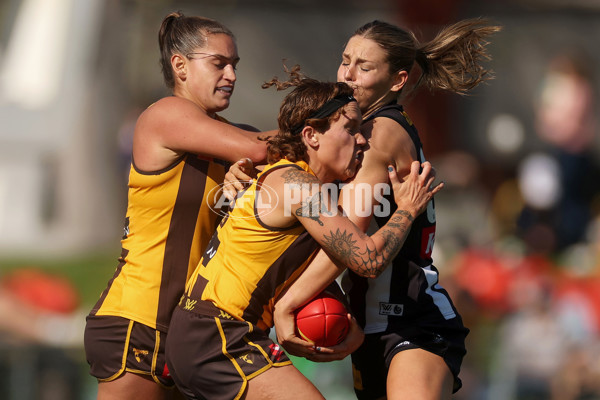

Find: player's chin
213;98;231;112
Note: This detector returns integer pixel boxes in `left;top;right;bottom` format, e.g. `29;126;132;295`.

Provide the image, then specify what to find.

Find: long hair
158;11;235;89
354;18;501;96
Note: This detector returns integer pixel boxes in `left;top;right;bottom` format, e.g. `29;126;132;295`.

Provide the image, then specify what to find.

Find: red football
295;291;349;347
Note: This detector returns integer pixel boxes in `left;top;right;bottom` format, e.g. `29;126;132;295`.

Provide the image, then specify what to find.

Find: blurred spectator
488;269;567;400
517;51;599;253
0;268;83;346
0;268;86;400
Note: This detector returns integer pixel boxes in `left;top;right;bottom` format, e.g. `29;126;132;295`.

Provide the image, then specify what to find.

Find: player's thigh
386;348;453;400
244;364;325;400
97;372;170;400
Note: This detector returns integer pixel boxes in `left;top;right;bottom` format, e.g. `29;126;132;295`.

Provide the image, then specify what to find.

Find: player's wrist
393;201;418;221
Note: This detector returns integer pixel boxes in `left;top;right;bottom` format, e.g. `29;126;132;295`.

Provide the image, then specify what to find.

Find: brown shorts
166;300;292;400
84;314;174;388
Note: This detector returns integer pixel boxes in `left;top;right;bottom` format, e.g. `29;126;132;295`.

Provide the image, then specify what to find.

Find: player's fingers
425;175;436;191
313;345;334;354
420;161;433;175
430;180;444;195
239;157;253;168
226;172;250;192
222;189;234;202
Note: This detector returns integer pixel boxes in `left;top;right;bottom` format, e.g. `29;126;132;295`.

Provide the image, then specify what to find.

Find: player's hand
223;158;257;201
389;161;443;218
304;314;364;362
273;301;321;358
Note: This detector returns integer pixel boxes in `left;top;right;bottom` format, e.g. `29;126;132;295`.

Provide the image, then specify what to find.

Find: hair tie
416;48;429;74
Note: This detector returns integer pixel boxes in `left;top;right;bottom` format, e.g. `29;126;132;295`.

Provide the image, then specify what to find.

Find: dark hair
158;11;235;89
262;66;355;163
354;18;501;96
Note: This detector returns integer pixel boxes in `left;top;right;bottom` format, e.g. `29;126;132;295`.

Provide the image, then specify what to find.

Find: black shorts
351;320;469;400
84;314;174;387
166;300;292;400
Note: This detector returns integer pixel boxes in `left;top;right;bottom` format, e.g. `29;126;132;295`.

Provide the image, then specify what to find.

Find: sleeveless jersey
343;103;460;333
90;153;226;332
185;159;321;332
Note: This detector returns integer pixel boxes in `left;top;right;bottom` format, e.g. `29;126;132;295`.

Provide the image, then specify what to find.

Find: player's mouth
217;86;233;96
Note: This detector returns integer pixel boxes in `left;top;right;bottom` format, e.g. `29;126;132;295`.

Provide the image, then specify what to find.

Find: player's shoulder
260;164;320;204
267;163;318;186
146;96;196;116
138;96;210;129
364;116;413;155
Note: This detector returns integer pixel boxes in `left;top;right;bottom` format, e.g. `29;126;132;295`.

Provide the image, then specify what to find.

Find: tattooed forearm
322;229;360;267
323;208;414;278
384;209;411;234
392;209;414;223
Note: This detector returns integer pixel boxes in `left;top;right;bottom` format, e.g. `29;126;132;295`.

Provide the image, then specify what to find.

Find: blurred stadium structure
2;0;600;399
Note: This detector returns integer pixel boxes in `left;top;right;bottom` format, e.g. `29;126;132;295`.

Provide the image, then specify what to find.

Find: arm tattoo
296;192;324;226
392;209;414;223
322;208;413;278
322;229;360;266
281;168;319;187
282;168;325;225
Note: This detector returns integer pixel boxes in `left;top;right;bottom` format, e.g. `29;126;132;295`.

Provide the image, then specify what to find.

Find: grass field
0;249;118;308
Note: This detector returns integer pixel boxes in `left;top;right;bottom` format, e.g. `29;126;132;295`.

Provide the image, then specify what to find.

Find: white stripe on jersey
423;265;456;320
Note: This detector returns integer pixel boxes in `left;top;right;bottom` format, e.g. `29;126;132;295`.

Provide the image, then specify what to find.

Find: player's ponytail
158;11;183;89
417;18;502;95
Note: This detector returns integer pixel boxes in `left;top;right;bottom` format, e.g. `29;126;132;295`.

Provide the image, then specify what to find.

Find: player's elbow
368;269;382;279
350;266;383;279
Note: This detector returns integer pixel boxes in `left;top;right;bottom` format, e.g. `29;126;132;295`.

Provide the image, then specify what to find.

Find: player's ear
172;53;187;81
302;126;319;149
391;70;408;92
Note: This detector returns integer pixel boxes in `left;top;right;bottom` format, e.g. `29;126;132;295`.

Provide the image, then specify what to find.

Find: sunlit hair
354;18;501;96
158;11;235;89
262;66;355;164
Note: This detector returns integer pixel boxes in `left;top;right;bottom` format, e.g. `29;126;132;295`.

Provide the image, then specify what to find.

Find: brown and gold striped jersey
90;153;226;331
185;159;321;332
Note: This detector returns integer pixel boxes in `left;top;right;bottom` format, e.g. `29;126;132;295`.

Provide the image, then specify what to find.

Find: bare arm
281;161;439;279
133;96;274;171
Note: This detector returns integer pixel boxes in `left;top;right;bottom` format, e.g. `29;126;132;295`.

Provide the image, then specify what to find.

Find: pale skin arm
132;96;276;171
